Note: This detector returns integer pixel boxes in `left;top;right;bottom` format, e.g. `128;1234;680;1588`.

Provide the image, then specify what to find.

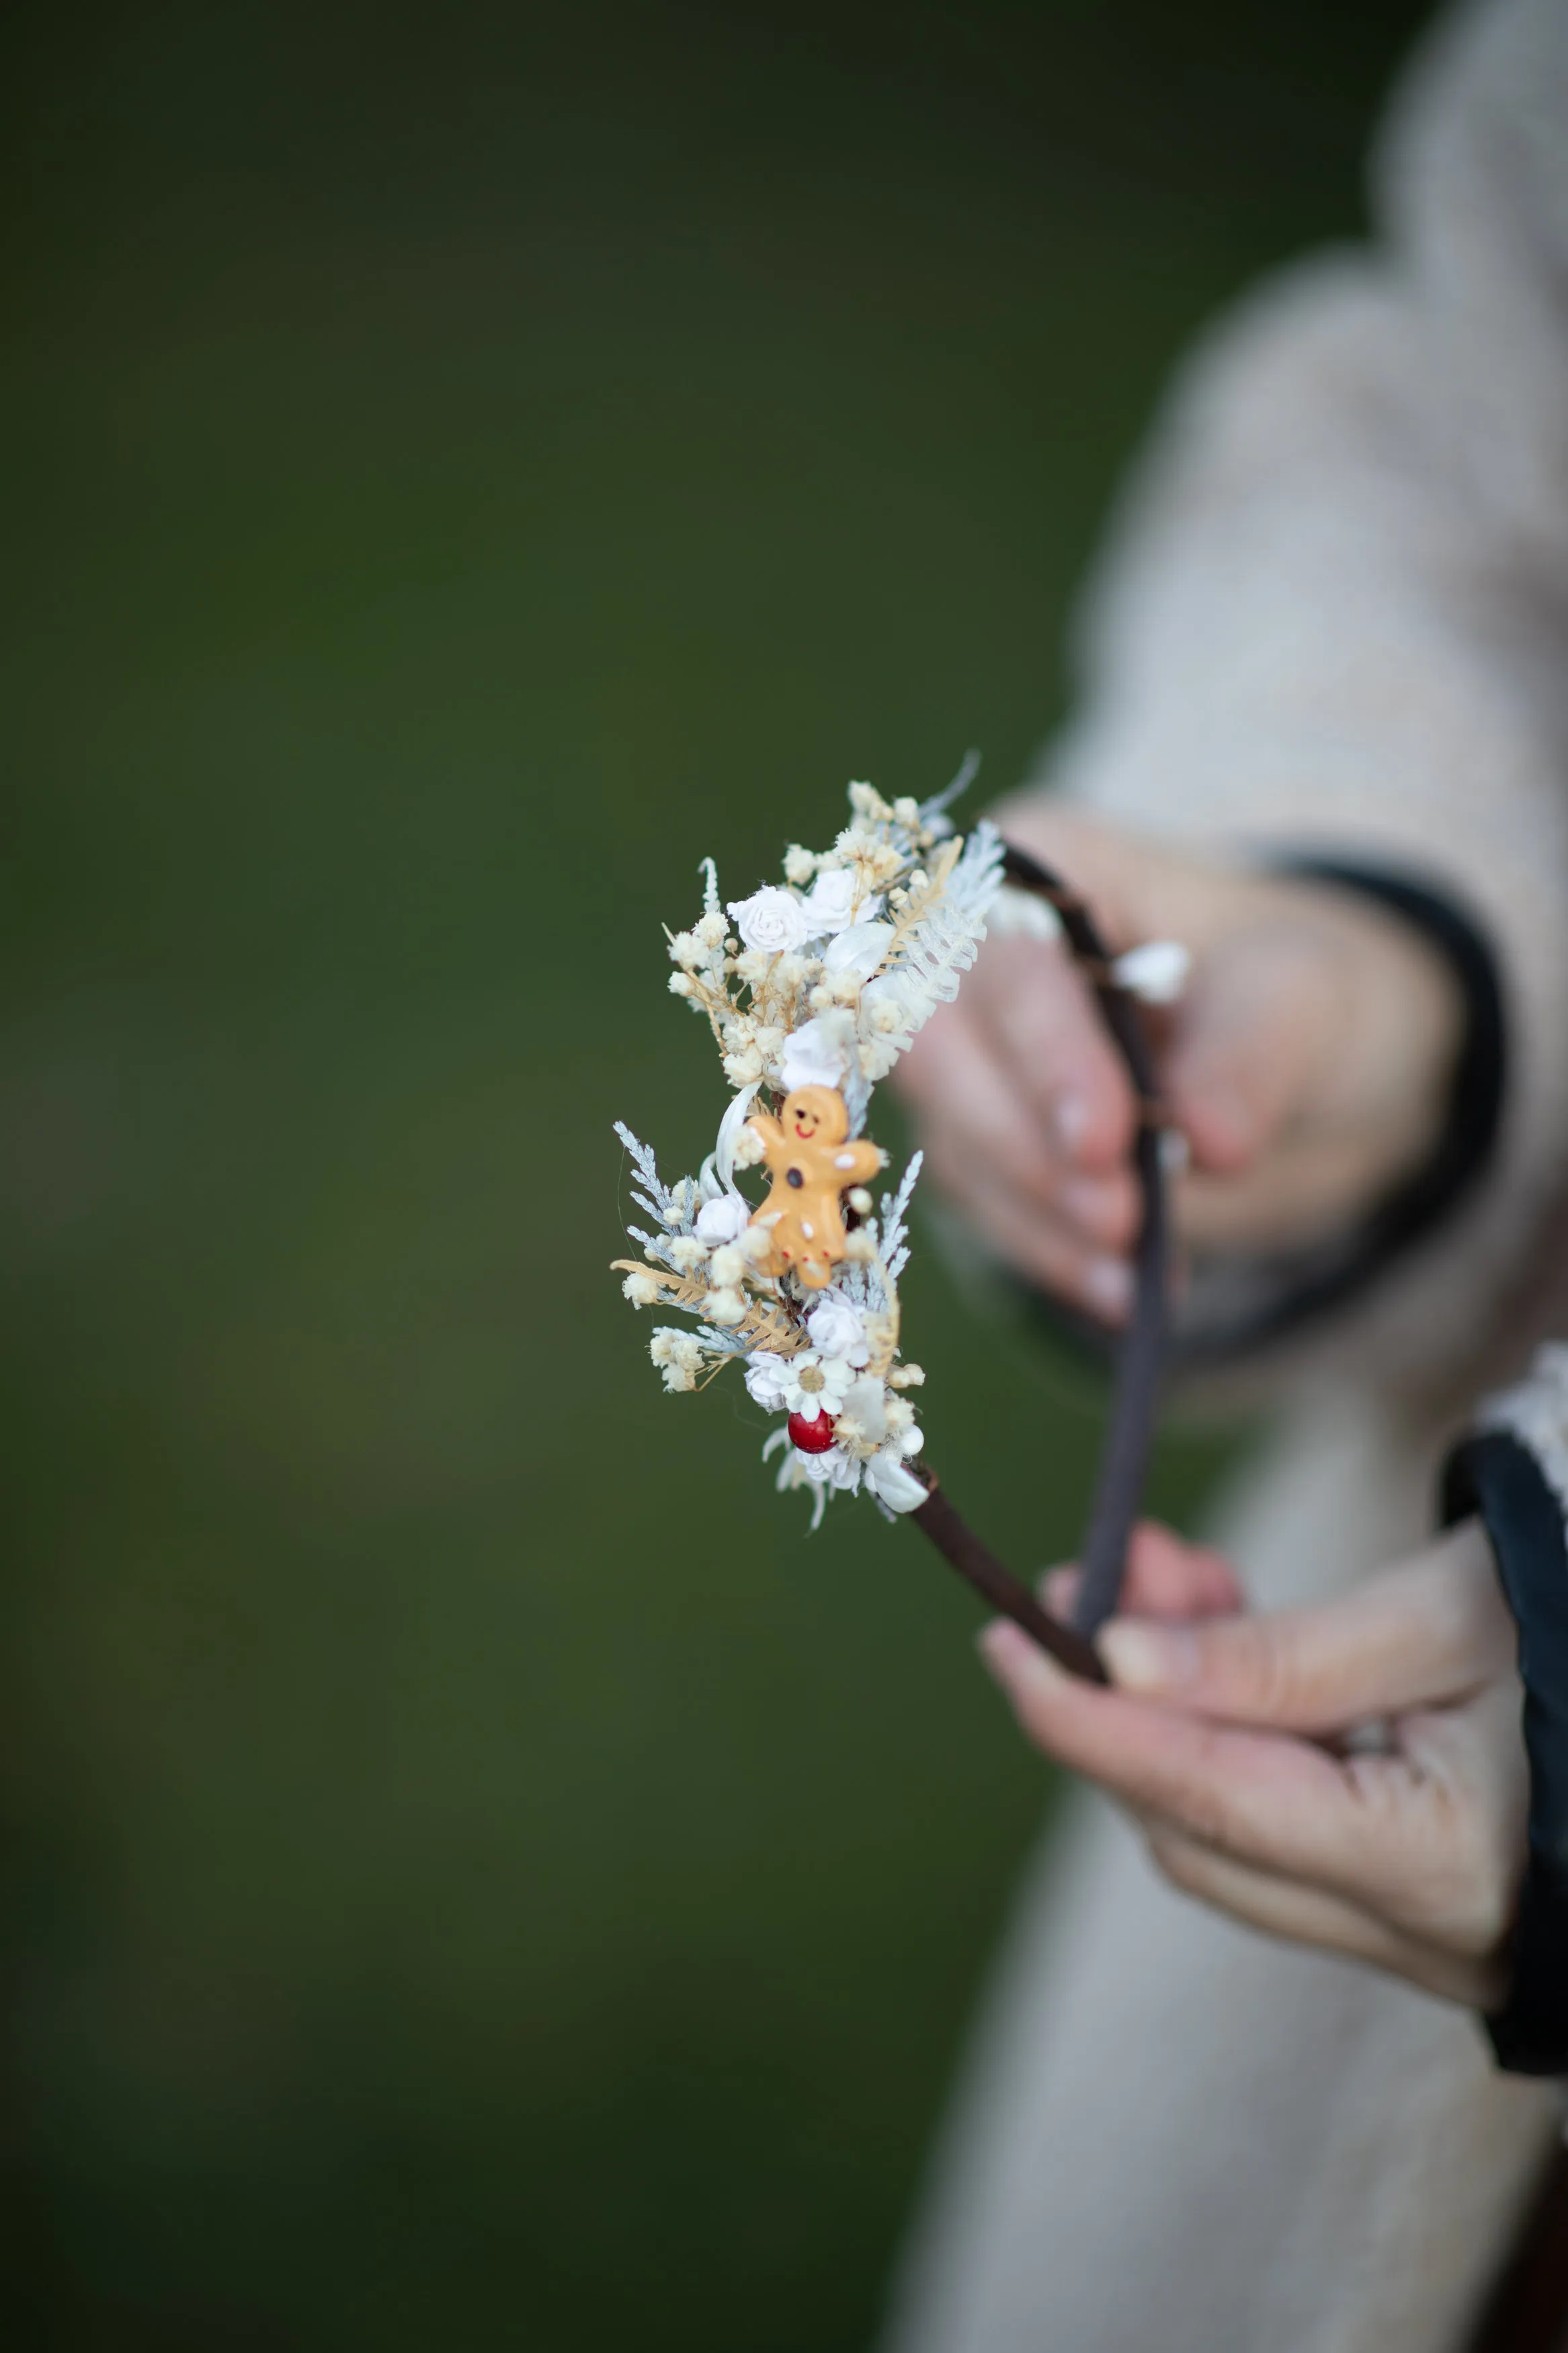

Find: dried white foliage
615;769;1003;1522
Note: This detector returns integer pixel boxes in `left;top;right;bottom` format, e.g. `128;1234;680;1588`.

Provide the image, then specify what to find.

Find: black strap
1442;1430;1568;2076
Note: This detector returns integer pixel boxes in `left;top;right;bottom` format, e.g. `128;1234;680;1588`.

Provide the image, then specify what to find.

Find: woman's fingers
1387;1679;1528;1960
1098;1519;1512;1731
1042;1524;1243;1626
1112;1522;1247;1619
1163;929;1335;1176
898;954;1141;1240
896;1002;1064;1210
1143;1827;1509;2011
977;939;1137;1175
978;1612;1505;1929
957;1169;1133;1323
982;1619;1364;1872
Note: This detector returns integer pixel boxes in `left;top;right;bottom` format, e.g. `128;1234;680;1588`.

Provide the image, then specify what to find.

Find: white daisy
779;1349;856;1419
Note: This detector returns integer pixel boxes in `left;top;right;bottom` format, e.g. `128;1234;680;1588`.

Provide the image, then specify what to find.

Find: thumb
1099;1523;1510;1732
1165;934;1334;1174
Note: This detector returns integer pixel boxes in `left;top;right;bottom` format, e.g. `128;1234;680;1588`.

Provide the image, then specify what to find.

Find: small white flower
695;1193;749;1244
831;1413;878;1459
986;887;1063;944
731;1123;766;1170
668;929;706;968
744;1351;794;1410
835;826;905;887
801;866;878;936
837;1372;889;1439
667;1234;708;1271
847;1186;873;1214
778;1015;849;1092
649;1327;706;1393
780;1349;856;1418
798;1445;861;1492
722;1036;768;1086
864;1445;927;1512
888;1361;925;1388
728;885;810;955
805;1294;870;1366
622;1269;661;1307
784;843;818;886
704;1286;747;1325
708;1242;747;1287
857;968;936;1076
823;919;894;982
1114;940;1191;1004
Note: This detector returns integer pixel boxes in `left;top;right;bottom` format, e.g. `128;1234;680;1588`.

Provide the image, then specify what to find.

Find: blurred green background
3;3;1429;2345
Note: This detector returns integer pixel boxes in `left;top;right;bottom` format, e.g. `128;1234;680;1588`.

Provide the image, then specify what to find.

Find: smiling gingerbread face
744;1084;884;1289
780;1086;848;1148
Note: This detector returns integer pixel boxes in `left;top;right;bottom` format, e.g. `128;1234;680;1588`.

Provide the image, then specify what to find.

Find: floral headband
611;764;1180;1679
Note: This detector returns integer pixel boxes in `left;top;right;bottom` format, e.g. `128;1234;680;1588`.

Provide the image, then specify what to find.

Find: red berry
788;1409;837;1454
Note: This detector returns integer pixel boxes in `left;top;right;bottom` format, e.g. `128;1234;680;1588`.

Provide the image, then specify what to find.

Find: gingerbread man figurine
746;1085;884;1289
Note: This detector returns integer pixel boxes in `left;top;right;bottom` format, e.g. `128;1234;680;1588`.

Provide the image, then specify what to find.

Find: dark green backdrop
3;3;1428;2345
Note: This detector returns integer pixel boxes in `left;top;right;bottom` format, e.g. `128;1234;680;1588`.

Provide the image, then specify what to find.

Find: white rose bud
695;1193;749;1244
799;866;864;936
727;885;810;956
777;1016;848;1093
806;1294;871;1367
823;920;894;982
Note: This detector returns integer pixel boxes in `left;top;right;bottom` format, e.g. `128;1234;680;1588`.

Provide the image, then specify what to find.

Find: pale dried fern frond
609;1261;807;1355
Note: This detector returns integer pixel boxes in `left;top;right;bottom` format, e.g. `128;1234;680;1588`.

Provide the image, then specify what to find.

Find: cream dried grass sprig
609;1260;807;1355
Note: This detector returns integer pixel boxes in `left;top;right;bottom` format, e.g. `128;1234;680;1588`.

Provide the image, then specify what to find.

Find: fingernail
1039;1566;1079;1618
1083;1257;1132;1318
1099;1619;1200;1692
978;1619;1048;1685
1061;1176;1114;1230
1054;1092;1091;1158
